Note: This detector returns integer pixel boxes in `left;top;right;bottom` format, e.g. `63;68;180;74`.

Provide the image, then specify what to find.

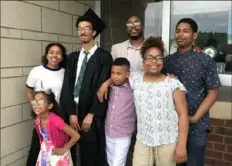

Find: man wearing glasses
60;8;112;166
111;15;145;72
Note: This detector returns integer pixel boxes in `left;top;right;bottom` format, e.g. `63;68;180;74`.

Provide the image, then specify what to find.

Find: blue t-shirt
164;49;221;134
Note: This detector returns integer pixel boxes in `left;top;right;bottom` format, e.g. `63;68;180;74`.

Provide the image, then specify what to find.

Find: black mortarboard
76;8;106;38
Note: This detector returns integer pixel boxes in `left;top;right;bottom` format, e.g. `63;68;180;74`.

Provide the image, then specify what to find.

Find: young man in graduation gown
59;8;112;166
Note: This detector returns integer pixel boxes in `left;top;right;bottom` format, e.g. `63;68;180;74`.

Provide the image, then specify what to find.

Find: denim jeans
177;131;208;166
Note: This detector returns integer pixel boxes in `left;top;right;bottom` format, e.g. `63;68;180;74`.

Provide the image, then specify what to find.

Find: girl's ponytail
46;91;65;120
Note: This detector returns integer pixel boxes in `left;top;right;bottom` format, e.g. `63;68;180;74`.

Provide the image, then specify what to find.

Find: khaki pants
133;140;176;166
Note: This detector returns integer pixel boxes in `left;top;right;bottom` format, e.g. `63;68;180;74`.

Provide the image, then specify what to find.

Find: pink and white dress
36;126;73;166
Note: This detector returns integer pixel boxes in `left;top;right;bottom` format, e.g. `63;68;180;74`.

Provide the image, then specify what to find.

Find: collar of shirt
110;82;130;89
80;44;98;59
127;40;142;50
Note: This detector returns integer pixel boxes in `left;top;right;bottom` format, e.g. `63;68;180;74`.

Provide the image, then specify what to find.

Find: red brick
211;126;215;133
215;127;232;136
228;146;232;153
223;128;232;136
225;120;232;128
205;157;213;165
213;159;232;166
224;136;232;145
207;141;213;150
205;150;223;159
214;143;226;151
224;153;232;162
211;118;225;126
208;134;224;143
215;127;224;135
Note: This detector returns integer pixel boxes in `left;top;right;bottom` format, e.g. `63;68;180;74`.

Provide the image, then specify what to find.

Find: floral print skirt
36;140;73;166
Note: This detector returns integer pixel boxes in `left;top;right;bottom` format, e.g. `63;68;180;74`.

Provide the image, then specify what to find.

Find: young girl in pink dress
32;88;80;166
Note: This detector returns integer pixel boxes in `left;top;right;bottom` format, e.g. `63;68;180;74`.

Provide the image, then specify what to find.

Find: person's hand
174;144;187;164
97;82;109;103
53;147;67;156
69;115;81;131
82;113;94;132
193;46;202;53
167;73;177;78
189;116;198;124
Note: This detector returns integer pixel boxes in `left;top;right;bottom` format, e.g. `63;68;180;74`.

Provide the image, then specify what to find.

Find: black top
59;48;112;122
164;49;221;133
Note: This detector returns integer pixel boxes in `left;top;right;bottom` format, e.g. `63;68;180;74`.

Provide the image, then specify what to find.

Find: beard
127;31;143;40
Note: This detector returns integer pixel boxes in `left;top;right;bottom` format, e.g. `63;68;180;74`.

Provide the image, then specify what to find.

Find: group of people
25;8;221;166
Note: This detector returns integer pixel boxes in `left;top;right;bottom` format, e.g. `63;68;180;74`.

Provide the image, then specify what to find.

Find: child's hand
174;144;187;164
53;147;67;156
193;45;202;53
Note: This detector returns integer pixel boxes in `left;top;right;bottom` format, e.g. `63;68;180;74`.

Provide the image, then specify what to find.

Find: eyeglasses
31;99;47;105
77;26;92;32
126;21;141;27
144;56;164;63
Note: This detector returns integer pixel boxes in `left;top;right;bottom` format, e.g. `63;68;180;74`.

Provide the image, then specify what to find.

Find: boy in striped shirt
105;58;136;166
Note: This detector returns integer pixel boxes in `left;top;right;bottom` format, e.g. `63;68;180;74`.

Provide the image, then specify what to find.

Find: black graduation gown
60;47;112;121
59;47;112;166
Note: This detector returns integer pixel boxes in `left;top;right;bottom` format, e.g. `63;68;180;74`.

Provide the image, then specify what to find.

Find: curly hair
32;91;65;120
140;36;164;59
41;43;67;69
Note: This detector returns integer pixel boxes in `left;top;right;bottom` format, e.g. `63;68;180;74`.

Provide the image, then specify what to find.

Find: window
170;1;232;74
144;2;163;38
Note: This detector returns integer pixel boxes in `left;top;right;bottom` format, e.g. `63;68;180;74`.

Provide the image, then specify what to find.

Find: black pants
26;129;40;166
71;116;106;166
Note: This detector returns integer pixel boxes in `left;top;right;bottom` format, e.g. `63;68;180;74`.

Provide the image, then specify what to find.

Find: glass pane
145;2;163;38
169;1;232;75
145;1;171;53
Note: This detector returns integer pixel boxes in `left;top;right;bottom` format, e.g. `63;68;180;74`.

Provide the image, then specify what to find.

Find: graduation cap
76;8;106;38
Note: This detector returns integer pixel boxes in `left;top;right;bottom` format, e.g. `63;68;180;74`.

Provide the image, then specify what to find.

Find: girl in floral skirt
32;89;80;166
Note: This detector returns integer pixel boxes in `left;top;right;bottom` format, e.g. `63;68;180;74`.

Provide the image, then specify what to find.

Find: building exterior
101;2;232;165
0;1;95;165
1;1;231;166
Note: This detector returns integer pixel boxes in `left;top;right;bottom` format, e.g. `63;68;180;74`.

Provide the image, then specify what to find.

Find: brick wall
0;1;95;166
205;118;232;166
